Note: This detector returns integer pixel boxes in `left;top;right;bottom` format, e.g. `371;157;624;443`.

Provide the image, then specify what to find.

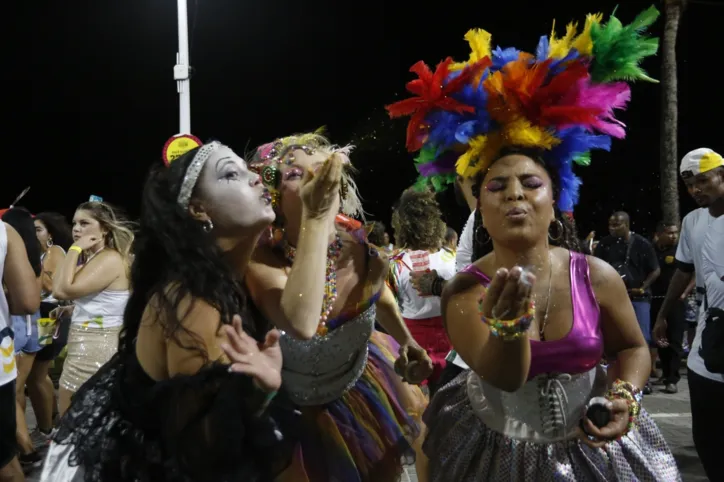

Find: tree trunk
660;0;685;224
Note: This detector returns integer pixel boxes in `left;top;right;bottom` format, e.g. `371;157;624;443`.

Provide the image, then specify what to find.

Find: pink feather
562;80;631;138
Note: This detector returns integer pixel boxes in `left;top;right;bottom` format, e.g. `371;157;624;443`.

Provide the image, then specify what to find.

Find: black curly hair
391;189;446;251
471;146;582;256
119;146;265;362
34;212;73;251
2;207;42;276
365;221;387;246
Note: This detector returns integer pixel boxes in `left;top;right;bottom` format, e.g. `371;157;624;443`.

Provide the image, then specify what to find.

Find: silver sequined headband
177;141;222;208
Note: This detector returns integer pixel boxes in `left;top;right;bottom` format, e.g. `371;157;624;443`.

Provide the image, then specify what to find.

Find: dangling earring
339;177;349;202
475;225;490;245
203;220;214;233
548;219;564;242
46;238;53;248
272;226;285;245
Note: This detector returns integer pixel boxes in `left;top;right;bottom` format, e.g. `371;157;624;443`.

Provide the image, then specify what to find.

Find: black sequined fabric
50;352;290;482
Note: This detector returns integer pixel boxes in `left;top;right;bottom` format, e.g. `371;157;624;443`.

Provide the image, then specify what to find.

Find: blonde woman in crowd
52;202;133;415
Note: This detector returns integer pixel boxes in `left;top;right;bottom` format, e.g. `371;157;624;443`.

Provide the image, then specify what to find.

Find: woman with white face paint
41;141;293;482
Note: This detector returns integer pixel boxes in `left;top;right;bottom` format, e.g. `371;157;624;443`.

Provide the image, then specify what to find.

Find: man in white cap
653;147;724;481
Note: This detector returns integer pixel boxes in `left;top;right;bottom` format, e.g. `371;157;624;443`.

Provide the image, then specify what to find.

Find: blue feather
426;111;465;150
535;35;549;61
556;165;582;212
492;46;520;69
549;48;581;76
543;127;611;210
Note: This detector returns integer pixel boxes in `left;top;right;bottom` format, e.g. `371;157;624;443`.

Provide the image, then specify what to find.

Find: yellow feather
503;118;561;149
455;136;486;176
451;29;492;71
571;13;602;56
456;132;505;178
548;20;579;59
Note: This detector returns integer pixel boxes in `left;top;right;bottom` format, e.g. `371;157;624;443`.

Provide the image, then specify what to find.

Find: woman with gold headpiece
245;133;432;482
386;6;680;481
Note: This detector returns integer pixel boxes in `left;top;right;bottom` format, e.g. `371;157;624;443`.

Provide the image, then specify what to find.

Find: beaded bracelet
604;379;642;437
480;301;536;341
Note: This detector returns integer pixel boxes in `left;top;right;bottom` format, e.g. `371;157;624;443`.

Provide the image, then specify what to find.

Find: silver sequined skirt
59;324;120;393
423;372;681;481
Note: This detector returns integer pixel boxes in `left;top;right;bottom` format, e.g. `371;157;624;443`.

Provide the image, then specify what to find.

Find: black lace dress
40;349;291;482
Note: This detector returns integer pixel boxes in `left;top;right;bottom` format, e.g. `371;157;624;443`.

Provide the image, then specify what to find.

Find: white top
702;216;724;308
676;208;714;290
456;210;476;273
450;210;477;369
0;223;17;386
682;209;722;382
394;249;456;319
71;289;129;329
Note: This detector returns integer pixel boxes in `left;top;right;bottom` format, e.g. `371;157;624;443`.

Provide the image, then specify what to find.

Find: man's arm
658;213;697;319
640;238;660;292
656;269;694;319
653;214;697;340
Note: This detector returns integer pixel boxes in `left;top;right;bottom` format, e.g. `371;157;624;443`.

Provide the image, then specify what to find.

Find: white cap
679;148;723;178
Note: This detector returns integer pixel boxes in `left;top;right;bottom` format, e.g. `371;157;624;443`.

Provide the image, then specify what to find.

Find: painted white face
193;145;275;231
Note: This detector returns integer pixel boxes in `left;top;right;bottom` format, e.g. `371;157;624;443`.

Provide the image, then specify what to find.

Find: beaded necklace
283;234;344;336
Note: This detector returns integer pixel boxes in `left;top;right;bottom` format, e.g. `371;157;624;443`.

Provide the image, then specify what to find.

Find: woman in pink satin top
422;148;680;481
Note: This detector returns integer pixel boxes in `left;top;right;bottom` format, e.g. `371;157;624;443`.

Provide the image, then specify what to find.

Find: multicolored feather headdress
386;6;660;211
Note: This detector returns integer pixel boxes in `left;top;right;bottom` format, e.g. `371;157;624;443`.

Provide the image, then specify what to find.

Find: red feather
488;58;604;129
531;61;602;126
387;56;492;151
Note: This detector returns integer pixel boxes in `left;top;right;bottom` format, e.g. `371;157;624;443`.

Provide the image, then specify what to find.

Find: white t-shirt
676;208;713;290
702;216;724;308
687;216;724;382
394;249;456;319
680;208;722;382
456;210;476;273
0;223;17;386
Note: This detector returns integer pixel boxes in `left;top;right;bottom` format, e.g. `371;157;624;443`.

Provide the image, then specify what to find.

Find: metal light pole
174;0;191;134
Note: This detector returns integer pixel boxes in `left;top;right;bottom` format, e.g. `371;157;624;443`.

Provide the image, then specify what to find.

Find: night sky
8;0;724;238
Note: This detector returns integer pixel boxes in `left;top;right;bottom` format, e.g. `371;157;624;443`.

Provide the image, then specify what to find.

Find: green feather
590;5;660;84
412;146;456;192
573;152;591;166
413;146;437;167
412;176;430;192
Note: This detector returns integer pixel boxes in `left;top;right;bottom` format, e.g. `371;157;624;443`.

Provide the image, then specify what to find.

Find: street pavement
642;372;708;481
25;370;707;481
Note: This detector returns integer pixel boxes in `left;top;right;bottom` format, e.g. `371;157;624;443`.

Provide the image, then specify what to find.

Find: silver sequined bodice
466;365;608;442
280;305;376;406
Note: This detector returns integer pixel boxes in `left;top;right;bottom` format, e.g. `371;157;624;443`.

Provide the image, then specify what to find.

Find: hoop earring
203;220;214;233
475;225;490;245
46;238;53;248
548;219;564;242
